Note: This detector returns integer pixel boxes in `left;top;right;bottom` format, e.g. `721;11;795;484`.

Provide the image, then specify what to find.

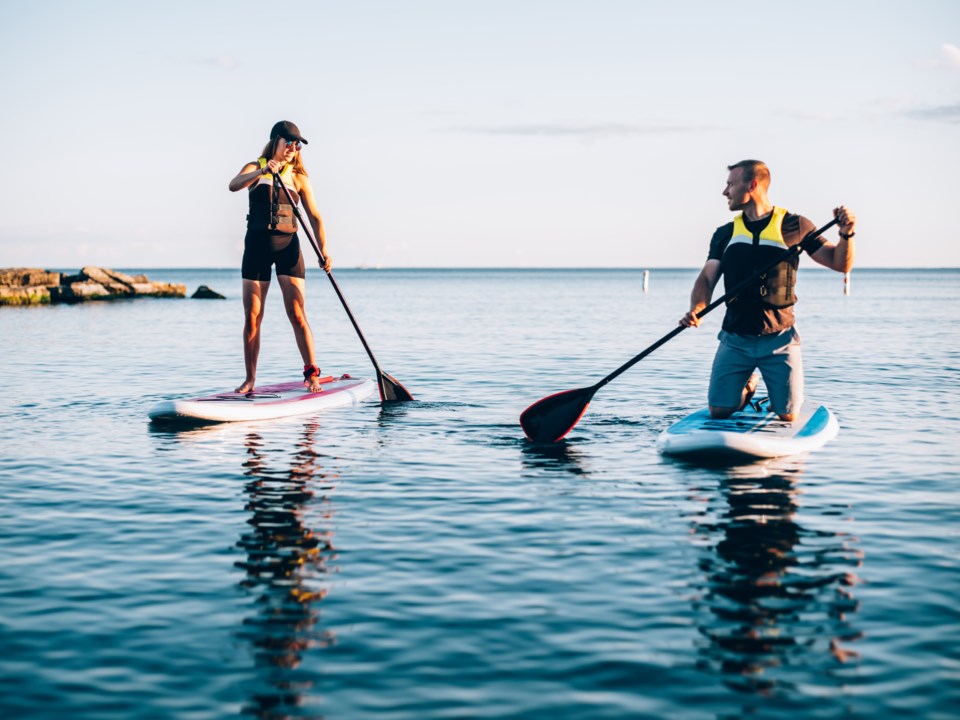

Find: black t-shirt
707;212;826;335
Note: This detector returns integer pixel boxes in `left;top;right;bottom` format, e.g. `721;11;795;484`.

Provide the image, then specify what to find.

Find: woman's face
273;137;301;162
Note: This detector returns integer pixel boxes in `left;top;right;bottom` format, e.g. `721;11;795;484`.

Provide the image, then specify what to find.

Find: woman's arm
296;174;331;271
229;162;265;192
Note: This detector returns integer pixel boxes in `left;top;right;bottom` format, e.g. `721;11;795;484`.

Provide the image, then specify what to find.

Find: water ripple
1;269;958;717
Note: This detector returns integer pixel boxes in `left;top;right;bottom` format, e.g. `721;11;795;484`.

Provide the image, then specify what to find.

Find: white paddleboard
149;374;376;423
657;400;839;460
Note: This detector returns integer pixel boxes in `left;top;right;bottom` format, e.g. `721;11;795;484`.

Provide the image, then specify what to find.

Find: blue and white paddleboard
657;400;839;460
149;374;376;423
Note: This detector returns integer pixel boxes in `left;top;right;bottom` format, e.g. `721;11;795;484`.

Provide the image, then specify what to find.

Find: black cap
270;120;308;145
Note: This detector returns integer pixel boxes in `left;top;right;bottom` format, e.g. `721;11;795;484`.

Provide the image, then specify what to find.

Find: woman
228;120;331;394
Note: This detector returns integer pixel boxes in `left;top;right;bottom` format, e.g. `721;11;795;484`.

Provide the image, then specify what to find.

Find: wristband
839;231;855;240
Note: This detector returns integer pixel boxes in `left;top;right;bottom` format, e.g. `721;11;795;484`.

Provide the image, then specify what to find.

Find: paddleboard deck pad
149;374;376;423
657;400;838;461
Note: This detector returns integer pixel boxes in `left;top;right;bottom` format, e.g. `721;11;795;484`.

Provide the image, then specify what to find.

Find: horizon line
52;265;960;272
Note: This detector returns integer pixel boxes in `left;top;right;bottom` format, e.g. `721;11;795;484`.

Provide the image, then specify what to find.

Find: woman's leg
277;274;321;392
236;279;270;393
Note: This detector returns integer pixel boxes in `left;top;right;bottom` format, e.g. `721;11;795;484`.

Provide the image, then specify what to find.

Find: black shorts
241;229;306;281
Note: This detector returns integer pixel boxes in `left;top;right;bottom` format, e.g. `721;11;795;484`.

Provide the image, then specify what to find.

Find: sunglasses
282;139;302;150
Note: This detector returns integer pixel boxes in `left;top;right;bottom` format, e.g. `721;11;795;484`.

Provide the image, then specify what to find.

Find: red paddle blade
519;386;596;443
378;371;415;403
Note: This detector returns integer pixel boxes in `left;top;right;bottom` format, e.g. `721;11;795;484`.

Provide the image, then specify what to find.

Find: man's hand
834;205;857;237
680;305;705;328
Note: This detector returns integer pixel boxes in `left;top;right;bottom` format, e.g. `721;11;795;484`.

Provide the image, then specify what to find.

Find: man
680;160;856;422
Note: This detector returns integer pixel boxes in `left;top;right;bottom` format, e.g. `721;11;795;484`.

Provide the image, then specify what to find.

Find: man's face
723;168;754;211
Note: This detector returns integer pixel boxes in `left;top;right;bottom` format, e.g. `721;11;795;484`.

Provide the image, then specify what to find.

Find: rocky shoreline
0;267;187;306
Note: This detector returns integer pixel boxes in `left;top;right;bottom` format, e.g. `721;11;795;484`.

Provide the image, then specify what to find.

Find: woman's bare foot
303;364;323;393
235;379;255;393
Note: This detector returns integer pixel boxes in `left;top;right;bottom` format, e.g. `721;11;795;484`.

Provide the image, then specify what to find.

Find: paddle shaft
592;217;839;391
271;169;387;375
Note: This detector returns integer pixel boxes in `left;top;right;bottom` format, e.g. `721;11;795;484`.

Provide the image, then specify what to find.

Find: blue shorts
708;328;803;416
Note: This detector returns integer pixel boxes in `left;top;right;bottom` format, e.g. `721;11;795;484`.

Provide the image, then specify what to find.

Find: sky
1;0;958;269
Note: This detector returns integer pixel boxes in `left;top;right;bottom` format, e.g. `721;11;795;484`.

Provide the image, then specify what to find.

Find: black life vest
246;158;299;233
721;207;798;309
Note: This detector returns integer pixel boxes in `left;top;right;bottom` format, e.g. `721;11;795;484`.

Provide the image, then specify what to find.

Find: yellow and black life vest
246;158;300;233
721;207;798;309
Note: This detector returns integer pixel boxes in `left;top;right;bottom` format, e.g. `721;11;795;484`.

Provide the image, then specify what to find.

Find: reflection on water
235;419;335;719
520;440;589;476
376;401;416;432
687;460;863;698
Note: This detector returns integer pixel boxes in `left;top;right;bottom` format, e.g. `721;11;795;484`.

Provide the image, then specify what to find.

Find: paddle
272;167;414;402
519;217;839;442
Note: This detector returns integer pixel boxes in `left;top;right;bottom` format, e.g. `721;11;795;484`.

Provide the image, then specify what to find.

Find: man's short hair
728;160;770;189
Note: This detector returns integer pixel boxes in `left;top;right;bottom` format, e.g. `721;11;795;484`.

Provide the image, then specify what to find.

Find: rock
0;285;51;305
191;285;226;299
0;268;61;287
102;268;140;286
130;282;187;298
80;266;133;295
0;266;186;306
50;281;112;303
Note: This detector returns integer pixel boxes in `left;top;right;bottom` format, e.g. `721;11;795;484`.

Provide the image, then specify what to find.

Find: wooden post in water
843;271;851;296
643;269;650;292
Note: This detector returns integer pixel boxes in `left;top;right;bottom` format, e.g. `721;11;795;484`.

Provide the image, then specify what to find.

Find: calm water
1;268;958;719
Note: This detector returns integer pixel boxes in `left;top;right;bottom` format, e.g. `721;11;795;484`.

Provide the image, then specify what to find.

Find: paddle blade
378;371;415;403
519;386;596;443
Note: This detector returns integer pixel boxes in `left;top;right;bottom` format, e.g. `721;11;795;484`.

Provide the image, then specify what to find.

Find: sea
1;267;958;719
